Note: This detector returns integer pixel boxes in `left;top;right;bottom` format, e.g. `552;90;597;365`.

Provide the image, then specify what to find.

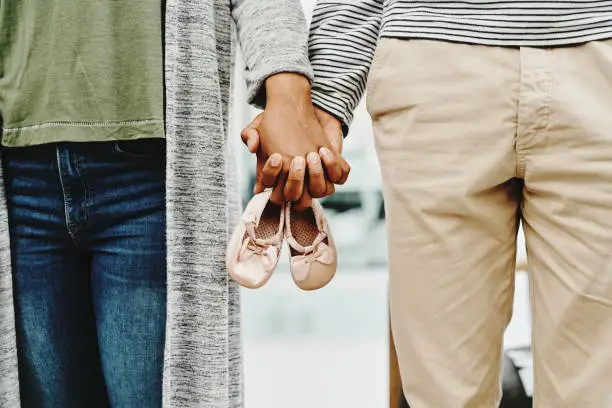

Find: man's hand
241;73;350;209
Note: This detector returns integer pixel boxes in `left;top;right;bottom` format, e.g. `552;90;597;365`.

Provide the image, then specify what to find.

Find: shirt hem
1;119;165;147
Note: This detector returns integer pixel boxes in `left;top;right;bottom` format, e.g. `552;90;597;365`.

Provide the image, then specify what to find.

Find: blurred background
229;2;532;407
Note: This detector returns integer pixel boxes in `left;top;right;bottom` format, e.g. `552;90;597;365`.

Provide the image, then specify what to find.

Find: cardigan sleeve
309;1;383;133
231;0;314;109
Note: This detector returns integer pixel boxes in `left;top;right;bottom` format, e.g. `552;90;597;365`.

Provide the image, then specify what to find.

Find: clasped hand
241;74;350;210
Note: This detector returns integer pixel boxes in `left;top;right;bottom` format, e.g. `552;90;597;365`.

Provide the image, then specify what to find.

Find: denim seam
55;146;80;247
74;154;90;225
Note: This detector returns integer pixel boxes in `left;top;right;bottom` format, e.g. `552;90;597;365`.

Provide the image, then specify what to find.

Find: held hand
242;108;351;208
242;112;330;208
241;74;349;209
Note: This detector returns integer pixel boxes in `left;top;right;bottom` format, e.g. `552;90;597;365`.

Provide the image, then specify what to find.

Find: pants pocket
113;139;166;160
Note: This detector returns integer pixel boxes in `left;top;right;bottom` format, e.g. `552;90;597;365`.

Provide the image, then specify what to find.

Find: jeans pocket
113;139;166;160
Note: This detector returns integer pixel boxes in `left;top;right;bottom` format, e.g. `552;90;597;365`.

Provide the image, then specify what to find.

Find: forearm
231;0;314;109
309;0;384;133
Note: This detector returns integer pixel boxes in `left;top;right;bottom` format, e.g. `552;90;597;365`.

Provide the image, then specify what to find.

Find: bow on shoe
239;238;278;272
291;243;334;282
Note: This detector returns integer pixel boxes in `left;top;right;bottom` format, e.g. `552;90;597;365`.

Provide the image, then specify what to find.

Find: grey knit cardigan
0;0;313;406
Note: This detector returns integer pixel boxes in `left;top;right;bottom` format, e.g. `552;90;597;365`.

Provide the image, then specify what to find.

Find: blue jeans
2;140;167;408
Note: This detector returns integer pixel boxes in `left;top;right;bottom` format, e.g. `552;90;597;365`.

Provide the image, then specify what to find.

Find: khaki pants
367;39;612;408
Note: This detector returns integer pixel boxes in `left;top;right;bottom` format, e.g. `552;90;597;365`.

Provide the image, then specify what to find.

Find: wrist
315;106;342;129
265;73;311;107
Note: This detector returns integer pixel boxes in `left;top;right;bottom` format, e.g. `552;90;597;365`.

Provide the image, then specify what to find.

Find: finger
260;153;283;190
270;168;288;206
270;159;289;205
331;154;351;185
337;160;351;185
293;189;313;212
325;180;336;196
319;146;343;184
284;156;306;202
253;153;266;194
306;152;326;198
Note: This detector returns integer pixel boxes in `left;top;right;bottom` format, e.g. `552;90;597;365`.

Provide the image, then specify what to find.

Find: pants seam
55;145;81;247
516;48;554;179
74;153;90;225
516;47;527;178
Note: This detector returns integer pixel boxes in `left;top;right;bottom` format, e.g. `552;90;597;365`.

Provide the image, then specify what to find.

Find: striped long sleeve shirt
309;1;612;130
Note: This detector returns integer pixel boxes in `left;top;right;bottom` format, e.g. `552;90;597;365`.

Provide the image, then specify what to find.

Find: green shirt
0;0;164;146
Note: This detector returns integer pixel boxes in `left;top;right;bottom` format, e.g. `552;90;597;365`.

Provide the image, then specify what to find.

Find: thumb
329;130;343;154
314;107;343;153
323;123;343;154
241;113;264;153
242;128;261;154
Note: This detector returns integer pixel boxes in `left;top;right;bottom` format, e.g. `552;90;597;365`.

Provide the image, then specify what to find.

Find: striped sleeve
309;1;383;132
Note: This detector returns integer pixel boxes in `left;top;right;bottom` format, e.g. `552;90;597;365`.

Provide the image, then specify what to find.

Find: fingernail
320;147;331;157
270;154;281;167
307;152;319;164
291;157;305;171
